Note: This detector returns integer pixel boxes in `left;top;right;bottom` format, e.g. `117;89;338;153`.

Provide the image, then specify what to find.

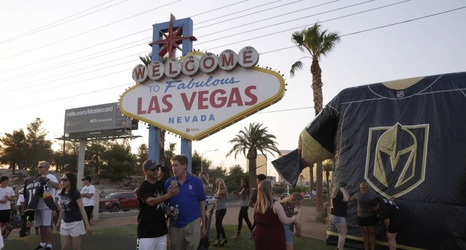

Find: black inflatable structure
273;71;466;249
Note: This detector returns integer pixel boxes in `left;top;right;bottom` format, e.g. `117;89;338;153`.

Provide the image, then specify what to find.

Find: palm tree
323;159;334;199
299;174;305;187
227;122;281;189
138;53;168;165
290;22;340;223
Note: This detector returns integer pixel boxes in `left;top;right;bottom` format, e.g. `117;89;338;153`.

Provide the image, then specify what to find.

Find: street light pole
201;149;218;172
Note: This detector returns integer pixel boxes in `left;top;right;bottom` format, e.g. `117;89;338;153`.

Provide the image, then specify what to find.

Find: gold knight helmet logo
365;123;428;198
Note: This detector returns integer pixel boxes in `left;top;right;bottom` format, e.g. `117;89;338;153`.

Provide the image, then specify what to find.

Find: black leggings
237;206;253;232
215;209;227;240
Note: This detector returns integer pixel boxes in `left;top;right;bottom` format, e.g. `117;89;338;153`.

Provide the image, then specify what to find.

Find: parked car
99;192;139;213
206;195;215;205
280;192;290;200
303;193;311;199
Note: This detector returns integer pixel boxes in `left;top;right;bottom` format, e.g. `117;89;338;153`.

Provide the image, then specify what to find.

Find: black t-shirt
330;191;348;217
59;190;82;223
378;199;401;222
136;180;168;238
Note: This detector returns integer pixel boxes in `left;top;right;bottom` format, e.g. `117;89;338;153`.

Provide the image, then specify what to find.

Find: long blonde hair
215;178;228;197
255;179;273;214
281;192;303;207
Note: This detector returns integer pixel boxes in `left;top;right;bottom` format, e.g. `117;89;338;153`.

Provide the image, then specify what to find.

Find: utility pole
200;149;218;172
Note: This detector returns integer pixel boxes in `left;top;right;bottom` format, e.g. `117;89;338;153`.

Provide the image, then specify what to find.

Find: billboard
119;47;285;141
64;103;133;139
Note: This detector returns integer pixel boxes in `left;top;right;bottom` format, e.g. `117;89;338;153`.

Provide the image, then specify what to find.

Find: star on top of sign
149;14;197;59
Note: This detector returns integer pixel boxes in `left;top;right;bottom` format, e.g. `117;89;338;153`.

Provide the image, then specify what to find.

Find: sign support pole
150;15;195;171
77;138;86;190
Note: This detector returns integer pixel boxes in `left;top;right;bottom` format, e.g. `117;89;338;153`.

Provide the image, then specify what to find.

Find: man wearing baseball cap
80;176;95;225
136;159;179;250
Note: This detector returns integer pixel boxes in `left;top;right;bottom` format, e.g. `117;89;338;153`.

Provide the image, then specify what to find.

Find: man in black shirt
136;159;179;250
370;197;404;250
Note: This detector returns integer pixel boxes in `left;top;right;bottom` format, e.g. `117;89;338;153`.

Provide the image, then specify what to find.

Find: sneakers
33;245;52;250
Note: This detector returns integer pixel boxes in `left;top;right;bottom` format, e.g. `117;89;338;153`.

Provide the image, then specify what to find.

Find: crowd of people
0;157;404;250
131;155;308;250
330;181;405;250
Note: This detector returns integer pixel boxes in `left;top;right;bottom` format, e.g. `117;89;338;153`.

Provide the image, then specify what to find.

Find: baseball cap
143;159;160;170
82;176;91;181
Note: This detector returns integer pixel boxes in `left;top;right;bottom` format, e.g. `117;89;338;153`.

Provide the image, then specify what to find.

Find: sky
1;0;466;177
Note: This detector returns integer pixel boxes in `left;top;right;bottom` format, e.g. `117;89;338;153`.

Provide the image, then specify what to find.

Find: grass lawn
4;224;336;250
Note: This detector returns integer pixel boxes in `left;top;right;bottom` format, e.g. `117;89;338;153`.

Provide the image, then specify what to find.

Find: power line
260;4;466;54
1;0;377;86
0;0;181;61
0;0;127;45
202;0;410;49
1;2;465;111
0;0;281;75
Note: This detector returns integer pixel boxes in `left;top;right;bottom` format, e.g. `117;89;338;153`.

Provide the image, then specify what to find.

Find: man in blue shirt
165;155;206;250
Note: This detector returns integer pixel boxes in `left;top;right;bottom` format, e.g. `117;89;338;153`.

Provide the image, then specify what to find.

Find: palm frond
290;61;303;77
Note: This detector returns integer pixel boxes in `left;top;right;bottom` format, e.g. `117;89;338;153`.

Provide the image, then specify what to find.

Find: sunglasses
147;168;157;172
60;178;69;182
38;166;47;169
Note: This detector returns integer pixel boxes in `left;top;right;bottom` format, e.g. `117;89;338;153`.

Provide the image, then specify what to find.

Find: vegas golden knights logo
365;123;428;198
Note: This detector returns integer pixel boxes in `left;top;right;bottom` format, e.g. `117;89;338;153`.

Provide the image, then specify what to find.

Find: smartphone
171;180;177;188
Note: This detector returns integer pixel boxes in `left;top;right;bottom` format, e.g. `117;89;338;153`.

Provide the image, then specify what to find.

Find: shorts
59;220;86;237
329;214;346;225
0;210;11;223
357;215;378;227
23;210;35;221
84;206;94;220
284;224;293;244
35;209;53;227
137;235;167;250
387;219;404;233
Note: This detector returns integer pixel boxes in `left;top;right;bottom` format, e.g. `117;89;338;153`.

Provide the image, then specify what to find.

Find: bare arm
200;200;206;237
273;200;296;225
238;189;247;200
82;193;94;199
55;205;64;232
294;206;303;237
45;177;60;189
76;197;92;234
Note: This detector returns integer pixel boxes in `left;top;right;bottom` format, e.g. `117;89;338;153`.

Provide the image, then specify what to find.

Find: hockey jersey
24;175;57;212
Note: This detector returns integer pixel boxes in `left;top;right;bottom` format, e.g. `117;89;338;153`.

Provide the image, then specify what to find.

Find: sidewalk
93;203;328;241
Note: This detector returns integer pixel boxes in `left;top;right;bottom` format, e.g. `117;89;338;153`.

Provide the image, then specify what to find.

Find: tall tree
226;122;281;190
86;141;107;175
290;23;340;222
100;142;134;181
25;118;53;170
226;164;246;192
163;142;177;167
53;140;78;172
0;129;28;174
136;143;148;168
323;159;334;199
